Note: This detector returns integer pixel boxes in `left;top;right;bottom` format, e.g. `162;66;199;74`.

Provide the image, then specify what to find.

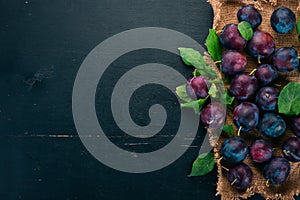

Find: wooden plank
0;0;236;199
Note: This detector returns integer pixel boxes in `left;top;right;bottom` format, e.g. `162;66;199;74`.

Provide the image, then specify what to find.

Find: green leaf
278;82;300;115
224;74;230;84
218;89;234;105
176;84;193;103
296;19;300;41
178;48;217;78
181;97;208;114
208;83;218;98
238;21;253;41
205;29;222;62
188;152;216;177
296;19;300;35
178;47;206;67
222;124;234;135
181;100;200;114
225;90;235;105
209;78;223;85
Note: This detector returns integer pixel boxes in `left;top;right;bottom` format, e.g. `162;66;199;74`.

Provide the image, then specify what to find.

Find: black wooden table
0;0;281;199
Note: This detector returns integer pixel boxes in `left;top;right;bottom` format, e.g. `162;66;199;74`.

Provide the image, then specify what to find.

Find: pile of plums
186;5;300;190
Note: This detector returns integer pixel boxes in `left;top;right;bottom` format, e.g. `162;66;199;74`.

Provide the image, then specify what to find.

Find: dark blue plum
247;30;275;60
186;76;210;99
270;7;296;34
282;137;300;162
221;50;247;75
220;137;249;163
233;102;259;132
273;47;299;72
237;5;262;29
200;102;226;129
227;163;253;190
291;115;300;137
263;157;290;185
254;64;278;86
259;113;286;138
230;73;258;100
250;139;273;163
220;24;246;50
255;86;279;111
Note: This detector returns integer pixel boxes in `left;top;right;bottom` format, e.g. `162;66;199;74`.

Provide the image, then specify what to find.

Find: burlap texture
206;0;300;199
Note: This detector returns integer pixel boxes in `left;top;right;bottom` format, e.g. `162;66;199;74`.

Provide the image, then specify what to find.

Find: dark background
0;0;269;199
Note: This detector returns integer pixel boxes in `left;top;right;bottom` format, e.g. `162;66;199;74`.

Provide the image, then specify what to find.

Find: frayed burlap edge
206;0;300;199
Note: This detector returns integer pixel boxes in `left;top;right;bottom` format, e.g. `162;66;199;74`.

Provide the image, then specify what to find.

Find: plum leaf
188;152;216;177
278;82;300;115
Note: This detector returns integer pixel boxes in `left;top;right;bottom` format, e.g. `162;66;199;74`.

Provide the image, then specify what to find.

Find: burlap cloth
206;0;300;199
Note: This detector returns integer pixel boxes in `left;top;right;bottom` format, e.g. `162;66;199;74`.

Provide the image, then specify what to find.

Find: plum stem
258;56;261;64
214;60;222;64
221;166;229;171
249;68;257;76
193;69;197;77
237;126;242;137
266;179;270;187
217;157;223;164
216;30;222;36
283;149;291;155
231;178;238;185
274;83;281;87
207;119;215;125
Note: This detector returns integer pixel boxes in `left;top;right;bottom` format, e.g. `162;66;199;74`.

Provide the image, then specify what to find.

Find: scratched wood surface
0;0;269;200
